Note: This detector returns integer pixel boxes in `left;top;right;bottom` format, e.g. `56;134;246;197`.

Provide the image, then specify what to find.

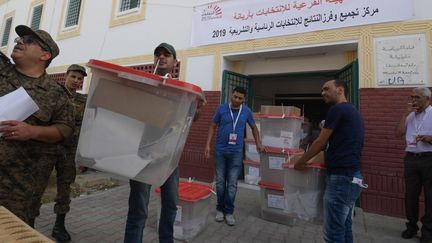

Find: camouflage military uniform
0;52;74;223
54;91;87;214
28;145;63;220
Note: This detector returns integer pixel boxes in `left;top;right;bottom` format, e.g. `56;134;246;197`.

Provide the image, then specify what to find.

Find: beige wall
179;20;432;90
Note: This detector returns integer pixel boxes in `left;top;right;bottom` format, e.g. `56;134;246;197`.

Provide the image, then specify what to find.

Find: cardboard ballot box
76;60;204;186
156;181;212;241
282;163;326;222
0;206;54;243
260;147;304;186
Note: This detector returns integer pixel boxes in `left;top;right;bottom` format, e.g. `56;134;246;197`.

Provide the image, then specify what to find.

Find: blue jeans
124;167;179;243
214;150;243;215
323;172;363;243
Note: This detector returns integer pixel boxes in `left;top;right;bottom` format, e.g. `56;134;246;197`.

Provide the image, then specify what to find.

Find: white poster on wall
375;34;428;87
192;0;414;46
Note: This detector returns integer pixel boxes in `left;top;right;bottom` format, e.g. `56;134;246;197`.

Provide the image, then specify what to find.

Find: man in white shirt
396;87;432;243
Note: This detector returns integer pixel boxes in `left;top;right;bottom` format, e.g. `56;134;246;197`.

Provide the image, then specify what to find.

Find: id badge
228;133;237;145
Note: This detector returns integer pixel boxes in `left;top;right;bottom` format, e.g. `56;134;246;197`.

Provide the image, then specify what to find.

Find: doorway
221;57;359;181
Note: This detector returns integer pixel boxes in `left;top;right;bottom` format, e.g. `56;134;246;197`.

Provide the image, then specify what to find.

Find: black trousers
404;153;432;239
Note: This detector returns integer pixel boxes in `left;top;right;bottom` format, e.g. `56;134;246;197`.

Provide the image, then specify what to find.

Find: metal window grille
221;70;252;106
1;18;13;47
119;0;140;12
65;0;81;28
128;62;180;79
30;5;43;30
50;73;67;86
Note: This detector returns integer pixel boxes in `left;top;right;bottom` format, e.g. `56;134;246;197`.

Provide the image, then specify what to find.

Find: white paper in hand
0;87;39;135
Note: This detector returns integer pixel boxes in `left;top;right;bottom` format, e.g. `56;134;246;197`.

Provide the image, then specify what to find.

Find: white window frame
63;0;82;31
110;0;146;27
30;4;44;30
116;0;140;17
1;17;13;47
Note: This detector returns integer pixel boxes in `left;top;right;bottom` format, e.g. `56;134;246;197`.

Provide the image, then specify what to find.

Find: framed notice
375;34;428;87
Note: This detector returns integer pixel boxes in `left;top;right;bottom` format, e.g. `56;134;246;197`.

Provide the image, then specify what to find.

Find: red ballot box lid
156;181;212;202
87;59;205;101
258;181;284;191
243;159;260;166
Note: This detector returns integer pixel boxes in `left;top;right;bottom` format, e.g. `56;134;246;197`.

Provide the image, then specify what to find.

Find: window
57;0;84;40
110;0;146;27
65;0;81;28
30;4;43;30
119;0;140;12
1;17;12;47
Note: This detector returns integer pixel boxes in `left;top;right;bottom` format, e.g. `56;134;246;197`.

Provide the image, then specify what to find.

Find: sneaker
401;228;417;239
225;214;235;226
215;211;224;222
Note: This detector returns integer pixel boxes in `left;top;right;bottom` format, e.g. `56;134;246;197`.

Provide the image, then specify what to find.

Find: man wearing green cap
0;25;74;225
124;43;180;243
52;64;88;242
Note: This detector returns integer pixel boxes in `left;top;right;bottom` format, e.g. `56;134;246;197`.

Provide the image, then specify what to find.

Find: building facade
1;0;431;217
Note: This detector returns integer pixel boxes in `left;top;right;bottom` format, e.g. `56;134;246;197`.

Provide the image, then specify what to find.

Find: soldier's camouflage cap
15;25;60;60
67;64;87;76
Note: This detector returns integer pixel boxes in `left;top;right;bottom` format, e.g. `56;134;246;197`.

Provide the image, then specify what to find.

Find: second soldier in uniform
52;64;88;242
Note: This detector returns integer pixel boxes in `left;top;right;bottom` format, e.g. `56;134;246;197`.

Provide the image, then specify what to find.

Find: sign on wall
374;34;428;87
192;0;413;46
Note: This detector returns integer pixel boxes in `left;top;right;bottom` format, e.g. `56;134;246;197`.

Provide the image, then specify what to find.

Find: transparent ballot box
76;59;205;186
156;181;212;241
282;163;326;222
260;147;304;186
259;113;303;149
243;160;260;185
258;181;296;226
244;138;260;162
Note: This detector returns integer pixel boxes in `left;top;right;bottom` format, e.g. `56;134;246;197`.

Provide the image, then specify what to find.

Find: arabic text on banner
192;0;414;46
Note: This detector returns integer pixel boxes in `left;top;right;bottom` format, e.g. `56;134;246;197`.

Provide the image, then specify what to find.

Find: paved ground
35;174;420;243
